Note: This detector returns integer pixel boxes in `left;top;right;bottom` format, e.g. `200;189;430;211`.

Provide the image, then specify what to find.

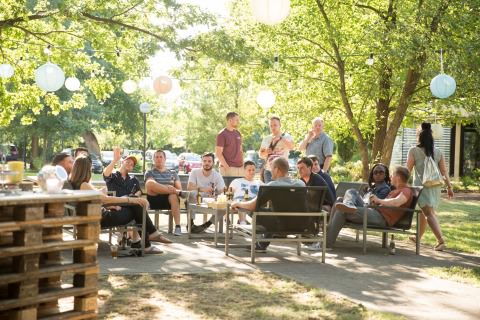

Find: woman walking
406;122;454;251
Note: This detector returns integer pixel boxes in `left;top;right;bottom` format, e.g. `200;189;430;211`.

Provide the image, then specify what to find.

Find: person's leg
129;204;172;244
326;210;348;247
168;194;181;225
347;207;386;228
421;205;445;245
101;207;152;247
343;189;364;207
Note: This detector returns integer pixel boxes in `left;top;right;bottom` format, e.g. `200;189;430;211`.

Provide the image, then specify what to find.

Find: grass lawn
98;272;403;320
426;266;480;287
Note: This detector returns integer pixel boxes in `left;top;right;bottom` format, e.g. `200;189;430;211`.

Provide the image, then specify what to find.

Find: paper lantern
35;62;65;92
65;77;81;91
251;0;290;25
430;74;456;99
153;76;172;94
139;102;151;113
432;124;443;140
256;89;276;110
122;79;137;94
0;63;14;79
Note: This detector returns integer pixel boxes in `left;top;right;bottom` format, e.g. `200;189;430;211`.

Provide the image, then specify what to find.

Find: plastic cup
110;245;118;259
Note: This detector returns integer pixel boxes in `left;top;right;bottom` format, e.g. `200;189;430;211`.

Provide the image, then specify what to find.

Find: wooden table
0;190;102;319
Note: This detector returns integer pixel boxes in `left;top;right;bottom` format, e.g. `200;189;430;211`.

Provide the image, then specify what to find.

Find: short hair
154;149;166;158
202;152;215;162
393;166;410;182
52;153;71;166
297;157;313;168
244;160;256;168
307;155;319;163
269;116;281;123
226;112;238;120
312;117;324;125
74;147;89;157
271;157;289;174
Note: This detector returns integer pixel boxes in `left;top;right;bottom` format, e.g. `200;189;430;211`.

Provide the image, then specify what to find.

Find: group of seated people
52;147;413;255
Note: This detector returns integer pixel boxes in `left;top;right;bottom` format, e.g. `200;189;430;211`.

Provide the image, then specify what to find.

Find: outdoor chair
343;186;423;254
225;185;328;263
335;181;369;199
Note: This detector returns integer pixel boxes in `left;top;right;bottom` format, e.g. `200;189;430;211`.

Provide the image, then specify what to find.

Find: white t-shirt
187;168;225;197
260;133;293;170
229;178;264;201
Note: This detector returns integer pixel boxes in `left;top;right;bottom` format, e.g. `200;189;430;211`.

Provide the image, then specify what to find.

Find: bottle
196;187;202;205
389;235;396;255
120;231;127;250
227;187;233;201
243;188;249;201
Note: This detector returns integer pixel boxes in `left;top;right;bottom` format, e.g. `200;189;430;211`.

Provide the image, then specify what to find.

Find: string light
273;53;279;69
366;53;374;66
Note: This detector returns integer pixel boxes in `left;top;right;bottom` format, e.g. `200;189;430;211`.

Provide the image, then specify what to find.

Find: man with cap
103;147;142;198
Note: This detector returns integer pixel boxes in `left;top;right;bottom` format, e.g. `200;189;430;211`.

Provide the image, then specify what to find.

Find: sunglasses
373;170;385;175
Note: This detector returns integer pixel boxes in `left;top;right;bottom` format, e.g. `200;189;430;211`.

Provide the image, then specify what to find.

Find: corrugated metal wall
391;127;451;169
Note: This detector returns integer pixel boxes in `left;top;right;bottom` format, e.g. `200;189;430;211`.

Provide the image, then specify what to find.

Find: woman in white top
406;123;453;251
229;160;263;224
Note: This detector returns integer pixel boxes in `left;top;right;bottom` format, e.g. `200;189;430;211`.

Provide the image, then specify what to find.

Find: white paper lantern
35;62;65;92
122;79;137;94
139;102;151;113
256;89;276;110
432;124;443;140
0;63;14;79
430;74;456;99
65;77;81;91
251;0;290;25
153;76;172;94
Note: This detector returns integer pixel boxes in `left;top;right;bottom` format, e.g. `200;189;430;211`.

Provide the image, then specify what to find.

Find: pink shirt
216;128;243;167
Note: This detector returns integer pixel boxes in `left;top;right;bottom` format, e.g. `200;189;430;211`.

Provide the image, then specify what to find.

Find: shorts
147;194;171;210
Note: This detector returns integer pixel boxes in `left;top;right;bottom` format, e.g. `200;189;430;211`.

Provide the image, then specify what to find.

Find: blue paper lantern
430;74;456;99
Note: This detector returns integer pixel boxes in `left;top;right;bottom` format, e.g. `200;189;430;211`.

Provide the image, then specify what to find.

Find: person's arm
283;134;295;150
371;191;408;207
438;154;454;199
322;138;334;172
299;131;314;152
80;182;149;208
215;146;229;168
406;148;415;172
259;137;271;159
231;198;256;212
322;156;332;172
103;147;122;178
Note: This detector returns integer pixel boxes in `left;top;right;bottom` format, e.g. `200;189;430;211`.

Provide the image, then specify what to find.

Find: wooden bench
225;186;328;263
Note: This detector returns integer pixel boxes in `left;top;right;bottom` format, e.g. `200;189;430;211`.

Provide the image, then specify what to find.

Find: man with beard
215;112;244;176
187;152;225;233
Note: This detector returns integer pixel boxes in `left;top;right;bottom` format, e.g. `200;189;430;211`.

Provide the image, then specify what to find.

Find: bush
336;136;356;163
330;160;363;183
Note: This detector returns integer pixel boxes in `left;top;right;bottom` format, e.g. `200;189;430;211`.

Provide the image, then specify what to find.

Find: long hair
367;163;391;189
418;122;435;159
69;155;92;189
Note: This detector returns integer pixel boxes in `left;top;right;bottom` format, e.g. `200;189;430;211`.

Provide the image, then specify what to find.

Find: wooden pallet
0;190;101;320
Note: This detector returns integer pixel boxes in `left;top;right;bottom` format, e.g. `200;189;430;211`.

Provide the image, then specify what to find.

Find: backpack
422;155;443;187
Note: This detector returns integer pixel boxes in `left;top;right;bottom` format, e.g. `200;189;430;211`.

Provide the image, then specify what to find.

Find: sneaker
255;243;267;253
306;242;322;251
145;246;163;254
237;220;247;225
190;224;206;234
174;225;182;236
335;202;357;214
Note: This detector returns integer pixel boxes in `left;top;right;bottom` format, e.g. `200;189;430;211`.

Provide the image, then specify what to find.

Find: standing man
299;117;334;172
145;150;183;236
216;112;244;176
103;147;141;198
187;152;225;233
259;116;295;183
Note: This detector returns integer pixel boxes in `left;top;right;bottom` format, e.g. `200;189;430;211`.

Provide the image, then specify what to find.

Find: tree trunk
371;65;392;163
30;135;39;170
82;130;101;155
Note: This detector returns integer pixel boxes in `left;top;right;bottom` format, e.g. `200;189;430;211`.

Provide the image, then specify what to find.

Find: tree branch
110;1;144;19
12;25;54;45
355;3;386;20
276;31;336;62
0;11;58;27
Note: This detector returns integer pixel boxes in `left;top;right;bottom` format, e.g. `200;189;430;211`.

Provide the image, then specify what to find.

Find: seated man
103;147;141;198
229;160;264;224
231;157;305;252
307;155;336;201
52;152;74;174
297;157;334;207
326;166;413;248
145;150;184;236
187;152;225;233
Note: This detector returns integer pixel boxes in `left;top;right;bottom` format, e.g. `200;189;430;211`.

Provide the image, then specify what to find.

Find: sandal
150;234;172;244
434;242;446;251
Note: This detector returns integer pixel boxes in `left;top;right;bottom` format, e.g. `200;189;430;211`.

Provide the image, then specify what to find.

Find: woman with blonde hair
70;155;169;253
406;122;454;251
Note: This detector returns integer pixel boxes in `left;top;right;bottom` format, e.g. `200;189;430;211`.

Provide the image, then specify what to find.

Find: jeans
327;190;386;247
263;170;272;184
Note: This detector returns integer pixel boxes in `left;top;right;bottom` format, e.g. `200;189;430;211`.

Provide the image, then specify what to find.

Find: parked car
90;153;104;173
100;150;114;166
178;153;201;173
288;158;298;174
0;144;19;161
164;150;179;172
245;150;263;169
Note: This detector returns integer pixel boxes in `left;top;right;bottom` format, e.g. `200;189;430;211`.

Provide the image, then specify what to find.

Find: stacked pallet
0;190;101;319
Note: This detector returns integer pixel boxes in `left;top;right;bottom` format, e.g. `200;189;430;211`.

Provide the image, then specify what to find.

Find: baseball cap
123;155;137;166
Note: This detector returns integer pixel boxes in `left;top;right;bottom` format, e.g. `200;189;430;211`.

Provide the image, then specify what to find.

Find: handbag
422;155;443;187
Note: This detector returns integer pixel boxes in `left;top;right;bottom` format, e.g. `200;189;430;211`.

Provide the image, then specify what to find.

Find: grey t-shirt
407;146;443;186
268;176;306;187
145;168;179;186
188;168;225;197
306;132;334;166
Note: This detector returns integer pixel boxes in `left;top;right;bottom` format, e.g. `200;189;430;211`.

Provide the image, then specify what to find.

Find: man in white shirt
187;152;225;233
259;116;294;183
229;160;264;224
